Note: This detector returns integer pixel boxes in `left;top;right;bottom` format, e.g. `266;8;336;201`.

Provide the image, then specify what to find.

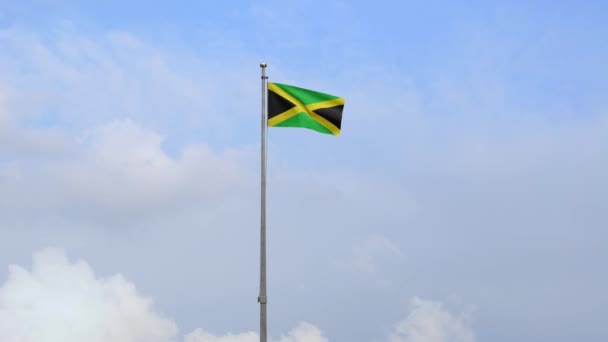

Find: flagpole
258;62;268;342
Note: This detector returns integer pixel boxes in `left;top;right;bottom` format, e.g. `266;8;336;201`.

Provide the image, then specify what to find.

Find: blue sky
0;1;607;342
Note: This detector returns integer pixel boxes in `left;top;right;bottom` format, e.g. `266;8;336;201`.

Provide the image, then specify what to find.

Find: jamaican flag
268;83;345;136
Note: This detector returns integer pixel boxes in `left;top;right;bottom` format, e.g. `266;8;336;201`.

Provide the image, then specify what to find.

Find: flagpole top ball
260;63;267;68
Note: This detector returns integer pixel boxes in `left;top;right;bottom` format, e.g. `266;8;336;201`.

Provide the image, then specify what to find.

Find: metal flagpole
258;62;268;342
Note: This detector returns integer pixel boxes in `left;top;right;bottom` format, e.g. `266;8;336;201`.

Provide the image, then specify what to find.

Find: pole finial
260;62;267;68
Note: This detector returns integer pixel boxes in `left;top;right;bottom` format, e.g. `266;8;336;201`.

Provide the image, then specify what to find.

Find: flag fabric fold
267;82;345;136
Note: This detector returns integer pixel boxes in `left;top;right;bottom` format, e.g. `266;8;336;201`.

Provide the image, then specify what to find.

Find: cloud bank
185;322;327;342
0;248;178;342
0;249;473;342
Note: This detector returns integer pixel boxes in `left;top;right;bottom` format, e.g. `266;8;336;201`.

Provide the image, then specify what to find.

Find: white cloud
389;297;475;342
276;322;328;342
0;119;251;221
0;249;471;342
57;119;249;214
0;249;332;342
0;248;179;342
185;322;326;342
0;27;258;223
185;330;258;342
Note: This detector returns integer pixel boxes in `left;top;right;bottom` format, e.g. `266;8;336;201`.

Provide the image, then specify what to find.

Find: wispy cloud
333;234;402;276
0;27;259;147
